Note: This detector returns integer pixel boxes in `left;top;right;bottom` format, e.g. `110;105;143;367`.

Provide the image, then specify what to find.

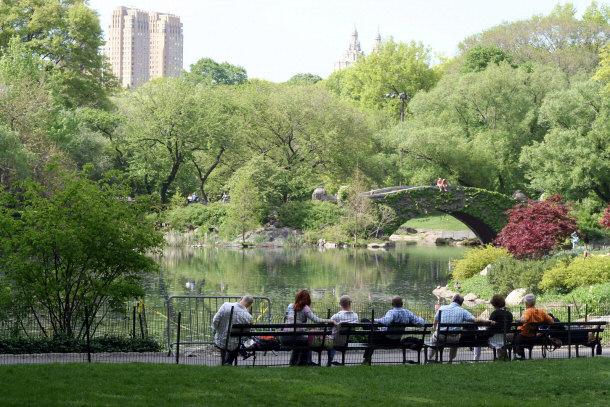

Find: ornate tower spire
333;27;365;71
373;29;381;53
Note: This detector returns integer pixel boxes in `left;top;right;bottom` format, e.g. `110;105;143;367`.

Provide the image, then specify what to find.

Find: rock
474;299;488;305
432;286;456;301
505;288;528;306
479;264;491;276
435;237;455;246
478;309;491;319
324;242;337;249
318;239;326;247
512;190;528;202
312;186;328;201
464;300;477;308
464;293;478;302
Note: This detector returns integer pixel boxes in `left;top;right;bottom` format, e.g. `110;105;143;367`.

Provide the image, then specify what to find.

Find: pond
145;243;466;311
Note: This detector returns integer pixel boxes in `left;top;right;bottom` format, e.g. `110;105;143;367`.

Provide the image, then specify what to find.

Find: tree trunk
161;160;181;203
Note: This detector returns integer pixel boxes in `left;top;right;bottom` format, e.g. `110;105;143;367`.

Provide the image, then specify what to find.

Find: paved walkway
1;345;607;366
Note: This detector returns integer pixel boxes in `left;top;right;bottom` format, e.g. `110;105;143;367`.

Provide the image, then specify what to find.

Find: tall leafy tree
521;79;610;202
325;39;440;118
184;57;248;85
0;169;163;338
0;0;117;108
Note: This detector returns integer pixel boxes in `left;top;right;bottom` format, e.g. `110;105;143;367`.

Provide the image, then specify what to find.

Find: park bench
423;321;498;363
510;320;606;360
230;321;431;366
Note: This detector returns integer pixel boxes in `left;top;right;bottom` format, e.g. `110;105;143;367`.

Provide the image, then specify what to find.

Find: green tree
593;44;610;93
224;169;264;243
394;62;566;194
325;39;440;118
459;2;609;77
0;0;117;108
461;45;514;73
119;79;240;203
285;73;322;85
0;168;163;338
520;79;610;202
183;57;248;85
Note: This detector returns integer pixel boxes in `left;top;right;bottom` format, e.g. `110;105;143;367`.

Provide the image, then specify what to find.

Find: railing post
176;312;182;364
85;306;91;363
585;304;588;322
166;299;172;356
567;306;571;359
132;306;137;339
292;308;298;365
223;306;234;366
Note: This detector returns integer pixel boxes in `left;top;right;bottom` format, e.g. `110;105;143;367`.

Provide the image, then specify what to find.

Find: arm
211;304;226;331
305;308;335;325
374;310;394;325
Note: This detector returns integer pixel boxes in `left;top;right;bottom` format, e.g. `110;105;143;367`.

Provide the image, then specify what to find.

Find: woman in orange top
514;293;554;359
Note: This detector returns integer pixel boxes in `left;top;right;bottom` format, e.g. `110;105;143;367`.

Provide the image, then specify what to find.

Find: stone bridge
367;186;515;244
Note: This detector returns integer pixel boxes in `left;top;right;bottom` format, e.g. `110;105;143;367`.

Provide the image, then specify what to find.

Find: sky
88;0;601;82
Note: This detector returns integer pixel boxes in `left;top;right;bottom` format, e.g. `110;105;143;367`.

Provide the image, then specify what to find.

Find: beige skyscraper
106;6;183;88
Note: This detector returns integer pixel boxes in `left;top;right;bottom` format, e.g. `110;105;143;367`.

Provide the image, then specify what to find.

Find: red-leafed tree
494;195;578;259
602;204;610;229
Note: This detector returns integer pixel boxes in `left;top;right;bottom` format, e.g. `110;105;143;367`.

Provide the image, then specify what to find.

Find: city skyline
89;0;599;82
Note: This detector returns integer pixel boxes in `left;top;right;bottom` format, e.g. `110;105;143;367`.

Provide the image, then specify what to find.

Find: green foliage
285;73;322;85
0;336;161;354
223;169;264;241
163;202;227;231
184;57;247;85
487;257;556;295
277;201;344;231
452;245;510;281
461;45;514;72
0;169;163;338
450;275;495;300
540;257;610;292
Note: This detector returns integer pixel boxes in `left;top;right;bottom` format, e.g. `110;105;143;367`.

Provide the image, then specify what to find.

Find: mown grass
403;213;469;231
0;359;608;406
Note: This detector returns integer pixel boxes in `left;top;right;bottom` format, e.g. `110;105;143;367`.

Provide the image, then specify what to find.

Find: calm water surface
146;243;466;310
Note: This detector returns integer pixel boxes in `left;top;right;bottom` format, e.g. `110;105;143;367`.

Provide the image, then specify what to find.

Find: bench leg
402;348;406;364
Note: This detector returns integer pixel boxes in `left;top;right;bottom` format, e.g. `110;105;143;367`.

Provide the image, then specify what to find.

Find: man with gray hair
212;295;254;365
513;293;554;360
428;293;488;363
327;295;359;366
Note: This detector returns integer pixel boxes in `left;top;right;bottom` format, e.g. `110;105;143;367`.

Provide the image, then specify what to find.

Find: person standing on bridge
442;179;448;191
437;178;444;191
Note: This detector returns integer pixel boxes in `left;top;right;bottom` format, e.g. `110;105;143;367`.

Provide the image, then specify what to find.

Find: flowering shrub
601;204;610;229
494;195;578;259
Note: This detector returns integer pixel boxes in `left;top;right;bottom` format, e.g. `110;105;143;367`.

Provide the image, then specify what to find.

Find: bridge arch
369;186;515;244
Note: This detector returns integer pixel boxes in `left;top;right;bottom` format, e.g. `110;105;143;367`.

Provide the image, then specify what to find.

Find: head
240;294;254;308
339;295;351;310
391;296;403;308
452;293;464;306
294;290;312;312
523;293;536;308
490;294;506;309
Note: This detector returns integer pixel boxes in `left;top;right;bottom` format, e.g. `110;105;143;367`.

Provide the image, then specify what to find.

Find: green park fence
0;298;608;366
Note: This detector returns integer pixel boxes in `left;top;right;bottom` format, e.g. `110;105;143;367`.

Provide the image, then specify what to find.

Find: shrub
0;336;162;354
164;202;227;231
540;257;610;292
494;195;578;259
449;275;495;300
451;245;510;281
278;201;344;231
602;203;610;229
487;257;556;296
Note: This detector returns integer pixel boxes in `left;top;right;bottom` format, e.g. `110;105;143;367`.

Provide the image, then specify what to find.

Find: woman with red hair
281;289;335;365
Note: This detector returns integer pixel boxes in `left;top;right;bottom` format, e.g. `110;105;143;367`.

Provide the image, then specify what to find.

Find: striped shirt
212;302;253;350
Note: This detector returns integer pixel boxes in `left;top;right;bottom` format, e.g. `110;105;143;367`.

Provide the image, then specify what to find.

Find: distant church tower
373;30;382;53
334;28;365;71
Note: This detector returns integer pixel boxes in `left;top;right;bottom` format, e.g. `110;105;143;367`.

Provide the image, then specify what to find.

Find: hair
524;293;536;306
490;294;506;309
339;295;351;309
452;293;464;305
294;290;312;312
241;294;254;307
391;296;403;308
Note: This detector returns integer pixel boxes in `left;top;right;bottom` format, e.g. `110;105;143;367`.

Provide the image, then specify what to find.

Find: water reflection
146;244;465;308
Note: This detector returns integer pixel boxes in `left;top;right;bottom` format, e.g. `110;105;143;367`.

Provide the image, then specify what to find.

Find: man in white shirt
212;295;254;365
327;295;359;366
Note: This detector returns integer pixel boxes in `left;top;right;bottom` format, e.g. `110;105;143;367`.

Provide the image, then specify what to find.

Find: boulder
479;264;491;276
318;239;326;247
324;242;337;249
505;288;528;306
474;298;488;305
312;186;328;201
432;286;456;301
464;293;478;302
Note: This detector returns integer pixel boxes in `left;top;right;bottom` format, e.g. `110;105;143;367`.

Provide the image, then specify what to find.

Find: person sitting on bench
513;293;554;360
327;295;359;366
428;293;488;363
362;296;425;364
211;295;254;365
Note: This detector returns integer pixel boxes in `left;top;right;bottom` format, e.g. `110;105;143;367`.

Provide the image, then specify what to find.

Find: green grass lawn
403;213;469;231
1;358;608;406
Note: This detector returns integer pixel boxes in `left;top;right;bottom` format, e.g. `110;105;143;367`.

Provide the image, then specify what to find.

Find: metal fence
0;299;607;366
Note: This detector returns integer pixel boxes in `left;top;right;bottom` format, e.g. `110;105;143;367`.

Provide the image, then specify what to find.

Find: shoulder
303;305;311;313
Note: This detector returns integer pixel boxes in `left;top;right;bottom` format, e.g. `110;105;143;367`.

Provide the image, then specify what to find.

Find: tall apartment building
105;6;183;88
334;29;382;71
